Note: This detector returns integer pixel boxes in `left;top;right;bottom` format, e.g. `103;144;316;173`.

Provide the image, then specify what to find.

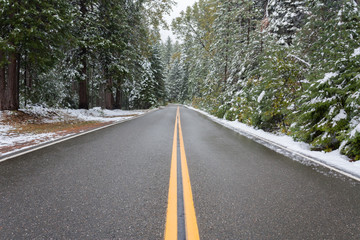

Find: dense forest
1;0;360;160
162;0;360;160
0;0;174;111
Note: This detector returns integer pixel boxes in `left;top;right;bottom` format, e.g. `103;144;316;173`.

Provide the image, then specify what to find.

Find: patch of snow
352;47;360;57
257;91;266;103
287;54;311;67
0;107;147;157
317;72;338;84
0;131;58;148
333;109;347;122
310;96;337;104
328;106;336;116
0;124;13;133
350;123;360;138
57;108;146;122
287;104;295;110
187;106;360;180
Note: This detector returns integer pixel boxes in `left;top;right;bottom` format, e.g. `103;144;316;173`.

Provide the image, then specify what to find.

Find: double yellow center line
165;107;200;240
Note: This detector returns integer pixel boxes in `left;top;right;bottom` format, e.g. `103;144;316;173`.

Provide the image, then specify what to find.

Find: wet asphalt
1;105;360;239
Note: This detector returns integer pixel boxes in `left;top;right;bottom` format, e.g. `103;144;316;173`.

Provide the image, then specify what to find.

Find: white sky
160;0;198;42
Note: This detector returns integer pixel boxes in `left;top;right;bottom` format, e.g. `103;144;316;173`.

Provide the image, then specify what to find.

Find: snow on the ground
59;108;146;122
0;106;147;157
187;106;360;179
0;119;58;154
0;131;57;149
21;106;147;123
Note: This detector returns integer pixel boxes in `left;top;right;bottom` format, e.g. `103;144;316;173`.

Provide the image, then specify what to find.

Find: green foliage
342;132;360;161
169;0;360;161
291;0;360;152
0;0;173;110
255;45;304;132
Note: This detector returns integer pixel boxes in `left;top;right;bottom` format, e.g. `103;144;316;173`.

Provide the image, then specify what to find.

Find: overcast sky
160;0;198;42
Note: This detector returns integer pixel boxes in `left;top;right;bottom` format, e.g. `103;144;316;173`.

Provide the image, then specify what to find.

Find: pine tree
291;0;360;153
166;54;182;102
162;37;173;74
0;0;70;110
150;44;166;104
267;0;308;45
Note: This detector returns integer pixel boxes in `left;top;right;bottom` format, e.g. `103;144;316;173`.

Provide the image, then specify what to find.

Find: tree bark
78;81;88;109
78;47;88;109
4;52;19;110
114;86;122;109
98;83;105;108
78;0;89;109
16;53;20;106
104;77;114;109
0;51;6;110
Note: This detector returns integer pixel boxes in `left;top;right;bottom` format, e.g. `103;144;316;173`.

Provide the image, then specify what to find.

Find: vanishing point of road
1;105;360;239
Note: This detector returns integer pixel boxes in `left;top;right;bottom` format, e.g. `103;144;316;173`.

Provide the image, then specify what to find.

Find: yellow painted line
178;108;200;240
164;107;179;240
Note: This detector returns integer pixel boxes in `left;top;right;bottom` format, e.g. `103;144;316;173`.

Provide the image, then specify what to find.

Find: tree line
163;0;360;160
0;0;174;111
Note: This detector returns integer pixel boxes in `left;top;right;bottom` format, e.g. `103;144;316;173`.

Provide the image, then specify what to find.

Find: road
1;105;360;239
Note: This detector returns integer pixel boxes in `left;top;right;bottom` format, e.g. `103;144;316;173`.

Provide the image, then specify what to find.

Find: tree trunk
4;52;19;110
78;46;88;109
98;83;105;108
115;87;122;109
78;81;88;109
78;0;89;109
16;53;20;106
0;51;6;110
105;77;114;109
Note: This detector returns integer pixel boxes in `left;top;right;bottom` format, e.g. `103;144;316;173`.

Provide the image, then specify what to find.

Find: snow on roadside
59;107;146;122
0;131;57;149
187;106;360;179
0;119;59;155
0;106;147;157
21;105;147;123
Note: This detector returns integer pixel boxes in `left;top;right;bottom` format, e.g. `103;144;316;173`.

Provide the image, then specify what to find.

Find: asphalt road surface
1;105;360;239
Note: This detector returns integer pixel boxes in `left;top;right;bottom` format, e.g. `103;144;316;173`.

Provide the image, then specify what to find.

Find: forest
162;0;360;160
0;0;174;111
1;0;360;160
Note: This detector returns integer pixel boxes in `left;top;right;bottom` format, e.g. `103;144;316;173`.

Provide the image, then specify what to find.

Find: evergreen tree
162;37;173;74
166;54;182;102
267;0;308;45
291;0;360;154
0;0;70;110
150;44;166;104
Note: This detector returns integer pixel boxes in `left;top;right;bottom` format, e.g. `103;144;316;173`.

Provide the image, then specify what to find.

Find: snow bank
0;131;57;148
59;108;146;122
17;106;147;123
187;106;360;180
0;106;147;157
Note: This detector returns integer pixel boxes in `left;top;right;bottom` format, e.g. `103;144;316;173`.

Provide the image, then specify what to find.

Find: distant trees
0;0;174;110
